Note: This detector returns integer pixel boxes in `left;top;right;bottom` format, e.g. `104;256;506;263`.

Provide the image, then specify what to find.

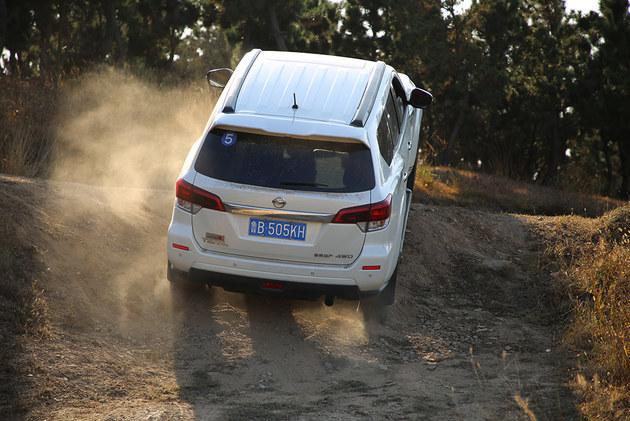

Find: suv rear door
190;130;374;266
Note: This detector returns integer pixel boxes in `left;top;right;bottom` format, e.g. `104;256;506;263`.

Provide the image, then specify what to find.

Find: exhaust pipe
324;295;334;306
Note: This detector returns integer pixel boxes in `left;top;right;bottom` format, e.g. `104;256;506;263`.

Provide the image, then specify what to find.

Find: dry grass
0;78;58;177
414;166;623;217
539;206;630;420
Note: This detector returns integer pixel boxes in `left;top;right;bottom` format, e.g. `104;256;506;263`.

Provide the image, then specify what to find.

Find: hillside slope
0;174;588;420
414;166;622;217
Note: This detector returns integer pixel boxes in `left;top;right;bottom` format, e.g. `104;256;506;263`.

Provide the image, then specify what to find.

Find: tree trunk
57;0;68;77
269;4;287;51
425;108;437;164
33;3;54;81
437;105;464;166
601;136;614;196
521;122;538;181
542;113;563;185
102;0;123;62
617;139;630;200
447;106;465;153
0;0;7;52
169;27;177;63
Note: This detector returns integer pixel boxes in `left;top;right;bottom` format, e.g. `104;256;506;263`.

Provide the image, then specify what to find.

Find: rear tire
167;261;204;291
362;267;398;322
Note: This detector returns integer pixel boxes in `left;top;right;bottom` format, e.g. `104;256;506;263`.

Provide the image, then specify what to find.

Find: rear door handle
407;141;412;150
403;171;409;181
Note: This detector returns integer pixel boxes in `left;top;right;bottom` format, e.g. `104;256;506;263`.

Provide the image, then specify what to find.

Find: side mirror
206;68;233;88
408;88;433;109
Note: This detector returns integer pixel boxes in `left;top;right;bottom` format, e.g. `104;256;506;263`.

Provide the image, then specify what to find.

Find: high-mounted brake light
331;194;391;232
175;178;225;214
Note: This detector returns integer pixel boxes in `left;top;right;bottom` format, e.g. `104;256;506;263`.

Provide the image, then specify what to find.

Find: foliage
1;0;630;198
0;78;57;177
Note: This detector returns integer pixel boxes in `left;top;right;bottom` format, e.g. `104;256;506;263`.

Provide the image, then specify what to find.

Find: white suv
167;49;432;306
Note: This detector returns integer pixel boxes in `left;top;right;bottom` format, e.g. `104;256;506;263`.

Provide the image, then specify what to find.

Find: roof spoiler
350;61;386;127
222;49;262;113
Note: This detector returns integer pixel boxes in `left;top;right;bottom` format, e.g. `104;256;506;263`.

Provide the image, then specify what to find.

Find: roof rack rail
222;49;262;113
350;61;386;127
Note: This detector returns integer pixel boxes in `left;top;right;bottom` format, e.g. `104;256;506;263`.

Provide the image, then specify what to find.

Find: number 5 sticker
221;132;237;147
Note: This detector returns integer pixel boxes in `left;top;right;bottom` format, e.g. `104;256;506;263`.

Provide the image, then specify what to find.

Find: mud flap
167;261;189;283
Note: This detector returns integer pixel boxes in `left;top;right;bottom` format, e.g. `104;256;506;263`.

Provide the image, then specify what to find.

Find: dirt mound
596;205;630;245
0;177;48;335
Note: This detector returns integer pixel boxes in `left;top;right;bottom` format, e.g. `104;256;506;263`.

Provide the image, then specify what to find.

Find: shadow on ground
169;204;579;420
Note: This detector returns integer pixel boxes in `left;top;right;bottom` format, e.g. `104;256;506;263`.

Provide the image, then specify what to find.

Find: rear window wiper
280;181;328;187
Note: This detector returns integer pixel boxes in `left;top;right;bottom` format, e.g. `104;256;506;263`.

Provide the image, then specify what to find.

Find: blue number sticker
220;132;237;147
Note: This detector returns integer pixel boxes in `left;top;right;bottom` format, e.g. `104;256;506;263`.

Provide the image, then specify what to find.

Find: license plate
248;218;306;241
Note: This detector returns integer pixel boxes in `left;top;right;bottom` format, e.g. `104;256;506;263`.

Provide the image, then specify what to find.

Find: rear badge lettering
335;254;354;259
204;232;226;245
314;253;333;258
314;253;354;259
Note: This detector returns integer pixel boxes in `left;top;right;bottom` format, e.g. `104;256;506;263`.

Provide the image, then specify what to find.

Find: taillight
332;194;391;232
175;179;225;214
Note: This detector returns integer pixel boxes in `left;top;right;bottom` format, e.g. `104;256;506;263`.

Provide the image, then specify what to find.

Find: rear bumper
169;263;372;300
167;205;399;295
167;243;390;294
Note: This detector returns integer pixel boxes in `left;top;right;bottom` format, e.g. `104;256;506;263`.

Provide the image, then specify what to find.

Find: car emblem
272;197;286;208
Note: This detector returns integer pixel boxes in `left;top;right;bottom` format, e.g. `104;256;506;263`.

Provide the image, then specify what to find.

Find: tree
598;0;630;198
216;0;338;53
2;0;630;198
123;0;200;68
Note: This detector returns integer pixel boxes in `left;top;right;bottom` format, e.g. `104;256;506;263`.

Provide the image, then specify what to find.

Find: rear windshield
195;129;375;193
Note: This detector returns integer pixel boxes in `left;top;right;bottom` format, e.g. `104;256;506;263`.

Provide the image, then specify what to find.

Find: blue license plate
248;218;307;241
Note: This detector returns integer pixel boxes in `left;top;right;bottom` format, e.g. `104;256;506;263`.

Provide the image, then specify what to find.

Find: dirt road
1;176;577;420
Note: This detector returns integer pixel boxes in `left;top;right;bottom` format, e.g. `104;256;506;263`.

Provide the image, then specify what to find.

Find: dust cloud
293;303;369;348
41;68;371;349
51;68;216;214
39;69;217;340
